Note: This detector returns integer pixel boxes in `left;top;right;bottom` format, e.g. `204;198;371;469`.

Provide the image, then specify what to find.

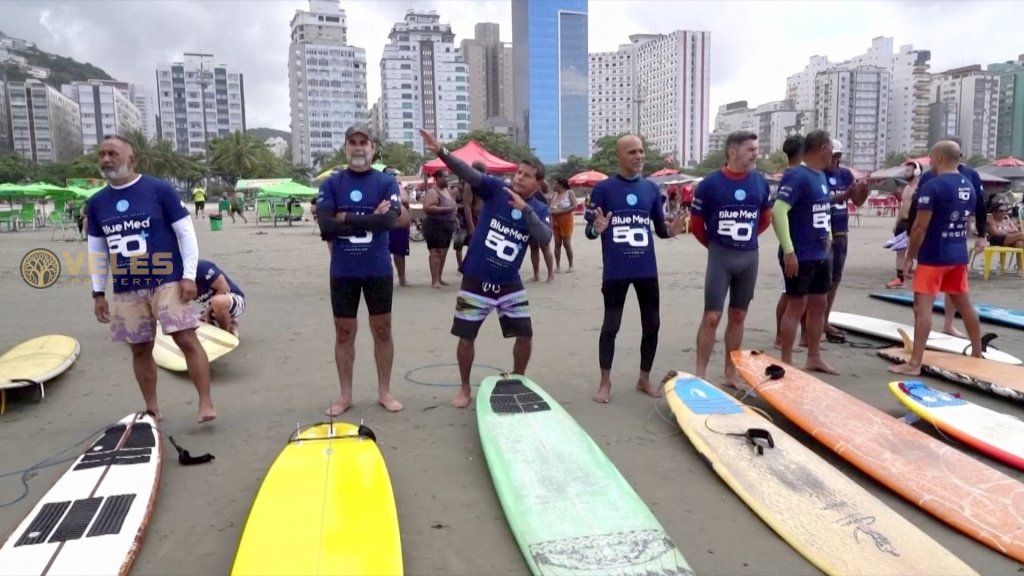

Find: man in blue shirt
586;135;688;403
772;130;839;374
889;140;984;375
419;128;553;409
195;259;245;337
773;135;803;350
821;140;869;339
907;134;988;338
87;135;214;424
316;125;403;416
690;130;772;388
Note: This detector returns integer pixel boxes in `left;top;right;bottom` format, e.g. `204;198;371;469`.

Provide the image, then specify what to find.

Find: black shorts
194;201;205;210
779;253;831;297
451;276;532;341
423;219;455;250
330;276;393;319
990;234;1007;247
830;235;848;285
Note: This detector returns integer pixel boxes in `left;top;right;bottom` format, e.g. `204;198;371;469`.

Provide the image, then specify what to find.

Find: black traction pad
74;447;152;471
490;379;551;414
87;494;136;537
15;501;71;546
48;497;102;543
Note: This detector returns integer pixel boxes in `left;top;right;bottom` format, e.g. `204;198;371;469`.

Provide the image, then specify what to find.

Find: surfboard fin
961;332;998;356
168;436;215;466
896;327;913;353
357;424;377;442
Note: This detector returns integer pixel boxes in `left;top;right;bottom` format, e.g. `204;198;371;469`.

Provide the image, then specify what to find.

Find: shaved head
616;134;642;153
929;140;962;173
616;134;645;177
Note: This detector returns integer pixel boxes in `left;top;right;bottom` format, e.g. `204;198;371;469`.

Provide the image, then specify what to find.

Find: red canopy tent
650;168;679;177
421;140;518;175
990;157;1024;167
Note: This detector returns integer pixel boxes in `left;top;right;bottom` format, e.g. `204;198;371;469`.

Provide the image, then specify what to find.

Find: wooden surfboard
890;380;1024;471
663;372;977;575
0;335;80;414
0;412;162;576
878;328;1024;404
732;350;1024;563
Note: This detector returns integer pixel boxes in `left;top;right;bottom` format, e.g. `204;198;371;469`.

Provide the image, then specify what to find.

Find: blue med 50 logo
350;190;363;202
626;193;638;206
734;189;746;201
116;199;130;213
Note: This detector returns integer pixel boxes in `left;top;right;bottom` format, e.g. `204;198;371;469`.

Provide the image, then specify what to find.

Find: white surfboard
0;412;162;576
829;311;1021;365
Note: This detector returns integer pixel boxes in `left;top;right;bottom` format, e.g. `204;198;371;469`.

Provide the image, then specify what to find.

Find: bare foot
555;267;562;273
944;325;966;338
772;338;782;350
824;325;842;335
721;372;745;391
378;393;403;412
566;266;574;273
529;275;539;283
888;363;921;376
432;282;443;289
798;338;808;348
636;377;662;398
439;279;450;286
545;274;554;284
145;406;163;422
398;279;409;287
805;357;840;375
197;404;217;423
452;387;472;408
326;396;352;417
593;383;611;403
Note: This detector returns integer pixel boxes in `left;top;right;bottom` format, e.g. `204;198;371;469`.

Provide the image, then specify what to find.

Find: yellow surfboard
152;321;238;372
231;422;403;576
0;335;80;414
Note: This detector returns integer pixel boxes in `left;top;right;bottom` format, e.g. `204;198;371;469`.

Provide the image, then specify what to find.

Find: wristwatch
92;291;105;299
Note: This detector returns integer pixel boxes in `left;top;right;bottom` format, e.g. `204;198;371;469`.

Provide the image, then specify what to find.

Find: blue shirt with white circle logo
587;175;666;280
691;169;771;251
776;165;832;261
317;169;401;278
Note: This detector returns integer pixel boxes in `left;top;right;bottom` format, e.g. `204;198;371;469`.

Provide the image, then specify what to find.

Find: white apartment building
0;79;11;154
930;66;1001;159
753;100;799;157
7;79;82;163
156;53;246;156
786;55;831;112
588;44;634;154
709;100;754;154
288;0;368;167
814;66;889;171
593;31;710;167
380;10;469;154
133;87;158;141
61;81;142;152
461;23;515;132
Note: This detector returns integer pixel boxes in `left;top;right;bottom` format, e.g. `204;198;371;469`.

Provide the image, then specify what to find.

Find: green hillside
0;31;115;89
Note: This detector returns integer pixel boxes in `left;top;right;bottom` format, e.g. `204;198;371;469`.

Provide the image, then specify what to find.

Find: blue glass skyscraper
512;0;589;164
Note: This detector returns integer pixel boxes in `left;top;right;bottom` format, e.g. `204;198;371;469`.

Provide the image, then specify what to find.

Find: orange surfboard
732;350;1024;563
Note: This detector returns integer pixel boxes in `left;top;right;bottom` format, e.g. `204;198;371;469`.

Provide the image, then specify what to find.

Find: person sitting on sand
986;202;1024;273
195;259;246;337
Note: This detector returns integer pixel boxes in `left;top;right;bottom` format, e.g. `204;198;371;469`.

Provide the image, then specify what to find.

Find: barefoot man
87;134;215;423
889;140;984;375
316;125;403;415
586;134;688;403
691;131;772;388
772;130;839;374
419;128;552;408
773;134;803;349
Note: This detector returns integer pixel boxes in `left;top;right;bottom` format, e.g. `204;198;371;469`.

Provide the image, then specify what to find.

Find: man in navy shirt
908;134;988;338
419;128;553;409
889;140;984;375
586;135;688;403
317;125;403;416
773;135;803;350
87;135;215;423
772;130;839;374
195;259;245;336
821;140;869;338
690;131;772;388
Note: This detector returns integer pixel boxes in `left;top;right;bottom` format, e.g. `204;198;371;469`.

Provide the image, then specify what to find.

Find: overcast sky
2;1;1021;132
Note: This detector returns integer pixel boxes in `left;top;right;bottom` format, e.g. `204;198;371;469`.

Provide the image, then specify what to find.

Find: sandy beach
2;209;1022;575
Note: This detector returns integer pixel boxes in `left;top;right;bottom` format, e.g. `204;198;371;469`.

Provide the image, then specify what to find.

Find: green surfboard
476;374;693;575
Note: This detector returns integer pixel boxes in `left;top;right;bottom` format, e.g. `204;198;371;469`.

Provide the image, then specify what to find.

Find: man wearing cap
821;139;869;338
907;134;987;337
316;125;403;415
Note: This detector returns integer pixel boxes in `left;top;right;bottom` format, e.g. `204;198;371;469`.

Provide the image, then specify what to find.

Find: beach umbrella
650;168;679;177
990;157;1024;167
256;180;319;199
568;170;608;188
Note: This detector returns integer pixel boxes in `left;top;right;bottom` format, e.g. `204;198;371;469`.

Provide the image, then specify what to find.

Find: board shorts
423;219;455;250
913;263;968;296
779;252;831;297
704;242;759;311
552;212;574;239
451;276;532;341
389;227;410;256
110;281;200;344
330;275;393;319
830;234;849;284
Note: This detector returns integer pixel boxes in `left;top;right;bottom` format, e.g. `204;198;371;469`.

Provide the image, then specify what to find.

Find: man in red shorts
889;140;984;375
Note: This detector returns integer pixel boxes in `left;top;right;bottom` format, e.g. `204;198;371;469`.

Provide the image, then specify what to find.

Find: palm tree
209;132;265;185
120;129;155;174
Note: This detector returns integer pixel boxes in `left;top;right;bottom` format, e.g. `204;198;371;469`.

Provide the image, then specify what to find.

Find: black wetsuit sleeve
439;151;484;188
522;205;552;245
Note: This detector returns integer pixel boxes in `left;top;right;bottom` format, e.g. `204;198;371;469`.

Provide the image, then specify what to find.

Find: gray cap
345;125;372;140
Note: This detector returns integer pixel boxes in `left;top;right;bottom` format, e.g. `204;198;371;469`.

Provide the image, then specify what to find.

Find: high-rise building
786;55;831;113
0;77;11;154
512;0;589;163
288;0;368;167
632;31;710;168
368;100;381;138
461;23;514;133
753;100;799;158
814;66;890;171
156;53;246;156
709;100;755;154
989;55;1024;159
61;81;143;152
132;87;158;141
379;10;469;154
588;43;634;154
7;79;82;163
930;65;1001;159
